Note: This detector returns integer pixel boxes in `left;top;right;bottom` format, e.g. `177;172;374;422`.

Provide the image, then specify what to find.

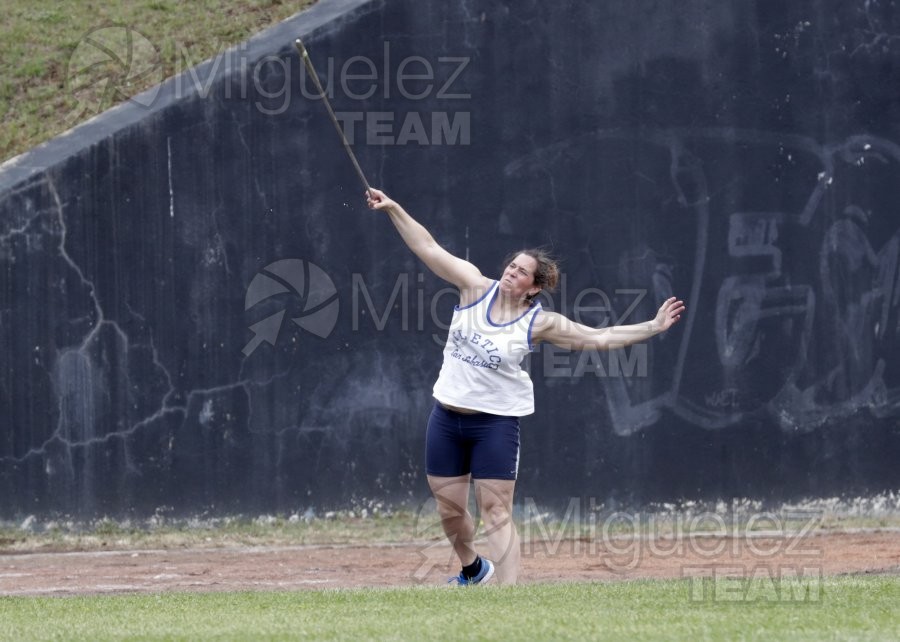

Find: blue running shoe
447;558;495;586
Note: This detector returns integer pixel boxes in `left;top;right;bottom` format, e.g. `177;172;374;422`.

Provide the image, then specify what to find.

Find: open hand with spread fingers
653;297;686;333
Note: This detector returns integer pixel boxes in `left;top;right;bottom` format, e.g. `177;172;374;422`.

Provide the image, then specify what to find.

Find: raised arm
533;297;685;351
366;188;490;294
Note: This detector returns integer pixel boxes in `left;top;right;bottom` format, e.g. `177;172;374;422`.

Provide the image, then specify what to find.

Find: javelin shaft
294;38;372;194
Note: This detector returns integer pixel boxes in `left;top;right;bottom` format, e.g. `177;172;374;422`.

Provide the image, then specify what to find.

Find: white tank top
433;281;542;416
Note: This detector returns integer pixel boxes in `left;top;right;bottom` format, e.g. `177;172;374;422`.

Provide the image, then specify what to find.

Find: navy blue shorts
425;402;520;480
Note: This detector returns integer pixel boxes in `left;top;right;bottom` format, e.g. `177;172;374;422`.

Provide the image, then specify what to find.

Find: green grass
4;507;900;555
0;576;897;641
0;510;425;554
0;0;317;163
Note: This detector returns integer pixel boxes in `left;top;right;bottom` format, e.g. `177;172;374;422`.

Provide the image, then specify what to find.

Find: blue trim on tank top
486;284;538;327
455;281;497;311
526;304;542;351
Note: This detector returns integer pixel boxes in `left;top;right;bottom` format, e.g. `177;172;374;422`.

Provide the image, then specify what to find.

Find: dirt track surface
1;530;898;596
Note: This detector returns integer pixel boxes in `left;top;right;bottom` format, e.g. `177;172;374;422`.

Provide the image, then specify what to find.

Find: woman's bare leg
474;478;520;584
427;474;478;567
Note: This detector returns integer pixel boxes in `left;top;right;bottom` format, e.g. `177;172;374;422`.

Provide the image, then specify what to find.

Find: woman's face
499;253;540;300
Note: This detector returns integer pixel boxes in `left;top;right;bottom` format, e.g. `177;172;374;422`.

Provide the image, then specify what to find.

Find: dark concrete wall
1;0;899;518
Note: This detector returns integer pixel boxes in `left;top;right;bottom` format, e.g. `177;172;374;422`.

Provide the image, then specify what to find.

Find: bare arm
366;188;490;293
533;297;686;350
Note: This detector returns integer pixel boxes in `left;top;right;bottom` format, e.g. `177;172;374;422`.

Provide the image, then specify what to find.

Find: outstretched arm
533;297;685;351
366;188;490;293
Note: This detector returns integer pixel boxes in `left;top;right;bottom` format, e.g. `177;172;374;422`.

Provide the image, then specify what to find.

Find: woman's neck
494;290;530;316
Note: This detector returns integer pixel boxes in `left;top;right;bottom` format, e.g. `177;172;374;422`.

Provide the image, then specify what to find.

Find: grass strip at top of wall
0;0;317;163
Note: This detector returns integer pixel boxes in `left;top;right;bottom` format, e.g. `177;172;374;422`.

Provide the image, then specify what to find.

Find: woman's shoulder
457;278;497;308
529;308;564;341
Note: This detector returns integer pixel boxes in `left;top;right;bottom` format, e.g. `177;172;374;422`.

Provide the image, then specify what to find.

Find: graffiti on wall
507;129;900;435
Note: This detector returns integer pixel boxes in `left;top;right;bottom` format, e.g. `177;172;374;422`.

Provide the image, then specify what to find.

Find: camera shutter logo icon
65;25;163;122
243;259;339;356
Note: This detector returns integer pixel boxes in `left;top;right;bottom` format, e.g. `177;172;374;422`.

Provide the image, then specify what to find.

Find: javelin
294;38;373;195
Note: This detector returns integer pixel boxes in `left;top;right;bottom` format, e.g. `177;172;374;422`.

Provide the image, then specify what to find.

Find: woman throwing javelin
366;188;685;586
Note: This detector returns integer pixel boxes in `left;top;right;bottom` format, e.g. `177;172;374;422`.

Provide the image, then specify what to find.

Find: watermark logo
65;25;163;122
241;267;659;376
243;259;339;356
684;565;823;603
407;498;828;595
296;42;471;145
239;263;663;378
63;29;471;144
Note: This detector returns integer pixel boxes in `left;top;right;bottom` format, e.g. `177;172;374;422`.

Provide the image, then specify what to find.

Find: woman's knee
484;506;514;532
428;475;471;519
474;480;515;525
